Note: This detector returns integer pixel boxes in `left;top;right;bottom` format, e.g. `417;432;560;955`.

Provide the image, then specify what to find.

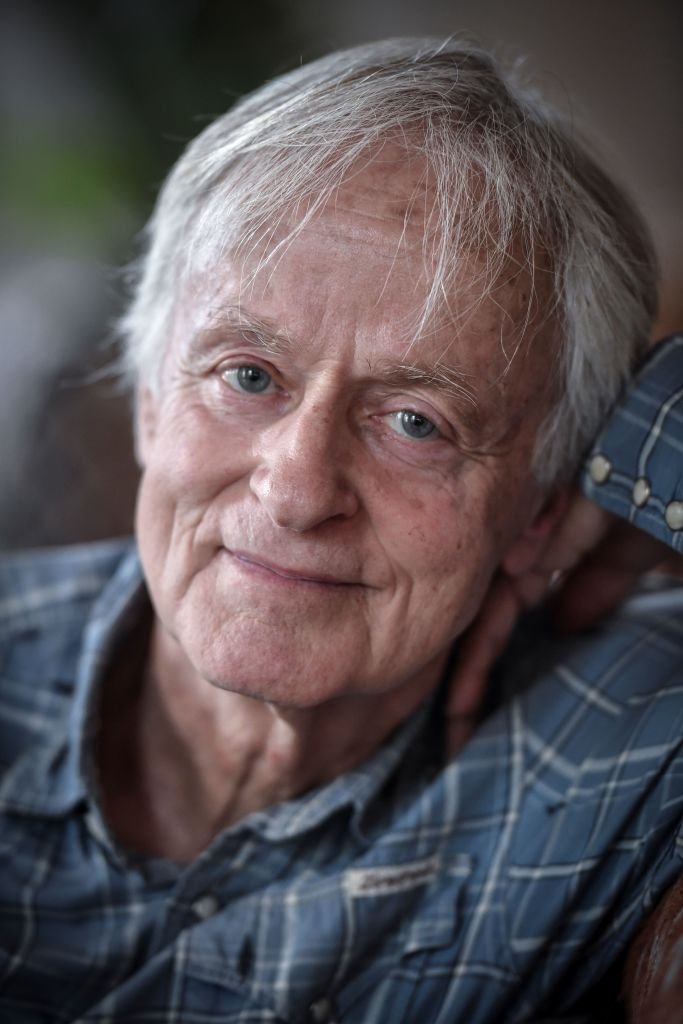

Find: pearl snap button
632;477;651;507
191;893;220;920
664;500;683;531
589;454;611;484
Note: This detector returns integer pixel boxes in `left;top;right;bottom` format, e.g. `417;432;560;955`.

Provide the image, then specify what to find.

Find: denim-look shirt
0;336;682;1024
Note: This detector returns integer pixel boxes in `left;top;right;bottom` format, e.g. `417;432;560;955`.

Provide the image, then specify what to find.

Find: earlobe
501;487;571;577
134;387;159;468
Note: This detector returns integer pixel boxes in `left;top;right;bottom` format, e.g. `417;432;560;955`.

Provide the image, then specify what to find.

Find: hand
445;490;676;756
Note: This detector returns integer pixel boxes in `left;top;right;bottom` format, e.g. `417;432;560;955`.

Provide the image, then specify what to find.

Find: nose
250;400;360;532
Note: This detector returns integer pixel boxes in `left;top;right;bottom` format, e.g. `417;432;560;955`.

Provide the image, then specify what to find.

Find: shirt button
589;453;612;484
308;996;336;1022
665;500;683;531
191;893;220;920
632;477;651;507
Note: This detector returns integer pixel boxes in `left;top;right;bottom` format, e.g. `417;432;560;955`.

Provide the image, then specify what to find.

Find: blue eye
389;410;437;440
222;365;273;394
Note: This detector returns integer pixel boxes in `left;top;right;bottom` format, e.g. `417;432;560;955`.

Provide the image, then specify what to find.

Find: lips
227;548;359;587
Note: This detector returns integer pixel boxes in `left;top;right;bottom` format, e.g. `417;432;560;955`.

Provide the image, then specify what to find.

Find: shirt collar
233;694;438;845
0;544;146;817
1;544;440;845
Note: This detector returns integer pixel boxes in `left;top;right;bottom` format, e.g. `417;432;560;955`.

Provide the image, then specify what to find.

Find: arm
447;333;683;1018
583;333;683;1022
446;333;683;752
582;332;683;553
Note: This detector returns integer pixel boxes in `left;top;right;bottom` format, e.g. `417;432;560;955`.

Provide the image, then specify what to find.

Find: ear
134;386;159;469
501;487;571;577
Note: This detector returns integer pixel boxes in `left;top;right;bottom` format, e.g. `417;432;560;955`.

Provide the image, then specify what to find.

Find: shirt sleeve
581;332;683;554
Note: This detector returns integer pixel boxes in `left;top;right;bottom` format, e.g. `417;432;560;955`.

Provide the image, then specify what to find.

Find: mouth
226;549;359;588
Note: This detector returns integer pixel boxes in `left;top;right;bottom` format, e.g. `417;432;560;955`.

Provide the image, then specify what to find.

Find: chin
207;674;341;709
180;624;354;708
204;659;359;709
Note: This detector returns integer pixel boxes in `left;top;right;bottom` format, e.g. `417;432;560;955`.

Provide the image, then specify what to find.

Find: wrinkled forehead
188;144;436;275
178;148;557;392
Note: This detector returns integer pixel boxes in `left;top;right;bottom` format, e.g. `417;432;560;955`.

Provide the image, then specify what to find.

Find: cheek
373;462;492;563
134;467;176;579
135;405;255;596
146;401;254;507
370;466;519;635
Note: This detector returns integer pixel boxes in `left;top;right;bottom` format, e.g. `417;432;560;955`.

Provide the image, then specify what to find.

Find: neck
98;617;444;863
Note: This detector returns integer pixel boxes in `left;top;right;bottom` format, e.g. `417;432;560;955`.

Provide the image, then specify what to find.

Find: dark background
1;0;681;548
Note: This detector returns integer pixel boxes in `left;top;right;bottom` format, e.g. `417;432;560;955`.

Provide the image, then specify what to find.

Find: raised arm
446;333;683;751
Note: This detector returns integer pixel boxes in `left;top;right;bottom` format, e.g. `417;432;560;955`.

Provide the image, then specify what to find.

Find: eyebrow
184;305;294;364
184;303;492;438
191;305;475;397
372;360;477;408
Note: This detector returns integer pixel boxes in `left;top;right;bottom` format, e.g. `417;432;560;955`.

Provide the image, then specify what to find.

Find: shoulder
0;539;136;768
510;591;683;796
0;538;134;628
452;598;683;1009
512;599;683;899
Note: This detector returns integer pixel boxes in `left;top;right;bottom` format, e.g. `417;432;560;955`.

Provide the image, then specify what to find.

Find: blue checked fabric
0;336;682;1024
582;332;683;553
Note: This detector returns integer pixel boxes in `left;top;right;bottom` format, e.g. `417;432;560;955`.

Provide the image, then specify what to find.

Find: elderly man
1;37;681;1024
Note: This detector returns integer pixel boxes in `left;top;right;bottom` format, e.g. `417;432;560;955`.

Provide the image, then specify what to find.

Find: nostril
249;445;358;531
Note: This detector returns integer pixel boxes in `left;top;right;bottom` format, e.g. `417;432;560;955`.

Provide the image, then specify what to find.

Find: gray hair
118;36;657;483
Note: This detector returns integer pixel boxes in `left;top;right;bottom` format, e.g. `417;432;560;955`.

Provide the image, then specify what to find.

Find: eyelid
216;353;274;375
375;390;452;433
217;351;270;370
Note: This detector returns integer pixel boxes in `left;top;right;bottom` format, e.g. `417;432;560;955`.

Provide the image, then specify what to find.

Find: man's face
136;157;555;707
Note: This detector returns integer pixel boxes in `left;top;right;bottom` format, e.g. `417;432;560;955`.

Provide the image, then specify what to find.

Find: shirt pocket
503;780;683;1016
333;852;473;1022
183;852;472;1024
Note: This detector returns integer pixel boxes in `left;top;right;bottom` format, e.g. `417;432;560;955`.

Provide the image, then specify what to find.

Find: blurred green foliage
4;0;317;247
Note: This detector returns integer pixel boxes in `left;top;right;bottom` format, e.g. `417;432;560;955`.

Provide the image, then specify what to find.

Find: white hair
118;36;657;483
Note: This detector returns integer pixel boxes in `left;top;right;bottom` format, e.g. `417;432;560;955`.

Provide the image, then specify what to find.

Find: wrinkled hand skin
445;490;678;758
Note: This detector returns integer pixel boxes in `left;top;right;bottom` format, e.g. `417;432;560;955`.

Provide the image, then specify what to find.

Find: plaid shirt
582;333;683;554
0;336;681;1024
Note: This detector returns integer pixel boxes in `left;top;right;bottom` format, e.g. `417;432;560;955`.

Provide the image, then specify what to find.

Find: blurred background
1;0;681;548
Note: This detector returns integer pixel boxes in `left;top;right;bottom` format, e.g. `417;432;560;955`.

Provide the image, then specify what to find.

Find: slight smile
227;549;359;587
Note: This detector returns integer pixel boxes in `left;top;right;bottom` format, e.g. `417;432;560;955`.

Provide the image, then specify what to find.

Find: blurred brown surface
624;874;683;1024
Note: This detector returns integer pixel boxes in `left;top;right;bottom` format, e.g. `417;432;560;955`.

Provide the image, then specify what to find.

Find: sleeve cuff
581;333;683;554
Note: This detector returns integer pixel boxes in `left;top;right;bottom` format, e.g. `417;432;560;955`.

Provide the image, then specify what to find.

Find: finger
553;527;671;630
511;566;556;608
553;563;641;631
445;715;479;758
445;575;539;758
446;576;520;719
536;494;611;574
446;563;555;721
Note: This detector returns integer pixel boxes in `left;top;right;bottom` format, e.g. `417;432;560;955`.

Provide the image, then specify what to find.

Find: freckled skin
136;156;556;713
